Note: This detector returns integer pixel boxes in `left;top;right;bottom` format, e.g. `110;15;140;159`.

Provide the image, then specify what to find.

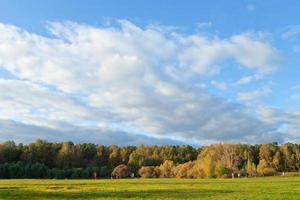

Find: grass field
0;177;300;199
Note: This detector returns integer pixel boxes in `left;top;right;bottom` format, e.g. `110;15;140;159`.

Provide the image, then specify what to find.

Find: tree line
0;140;299;179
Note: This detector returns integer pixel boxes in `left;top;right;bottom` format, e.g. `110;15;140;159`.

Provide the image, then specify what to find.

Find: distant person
93;172;97;180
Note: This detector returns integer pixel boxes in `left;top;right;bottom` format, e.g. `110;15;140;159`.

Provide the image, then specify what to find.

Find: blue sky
0;0;300;145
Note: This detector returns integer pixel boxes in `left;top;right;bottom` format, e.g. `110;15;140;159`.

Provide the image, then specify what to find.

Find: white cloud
197;22;212;30
235;76;254;86
282;25;300;39
234;74;262;86
0;79;102;128
0;119;184;146
210;74;262;91
179;33;280;76
237;87;271;101
229;35;280;73
210;80;228;90
0;20;283;144
258;106;300;142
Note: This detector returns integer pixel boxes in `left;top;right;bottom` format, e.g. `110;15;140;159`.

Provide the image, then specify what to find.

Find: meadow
0;177;300;200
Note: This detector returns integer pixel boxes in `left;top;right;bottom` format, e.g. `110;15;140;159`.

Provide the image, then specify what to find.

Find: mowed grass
0;177;300;200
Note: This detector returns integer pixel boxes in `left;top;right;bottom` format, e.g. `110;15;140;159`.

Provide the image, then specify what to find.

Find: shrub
112;164;131;178
99;166;109;177
159;160;175;178
138;166;160;178
30;163;48;178
263;168;276;176
48;168;66;179
187;162;206;178
215;165;231;178
71;168;83;179
173;161;195;178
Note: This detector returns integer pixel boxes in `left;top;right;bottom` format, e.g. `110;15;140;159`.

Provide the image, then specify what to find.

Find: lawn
0;177;300;199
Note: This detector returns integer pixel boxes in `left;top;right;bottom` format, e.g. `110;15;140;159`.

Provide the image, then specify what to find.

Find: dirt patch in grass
46;186;65;190
45;186;80;191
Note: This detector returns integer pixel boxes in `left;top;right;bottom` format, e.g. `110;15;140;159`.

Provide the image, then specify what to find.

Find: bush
8;162;24;178
184;162;206;179
138;166;160;178
173;161;195;178
239;169;248;177
48;168;66;179
0;163;10;178
99;166;109;177
215;165;231;178
159;160;175;178
112;164;131;178
64;169;73;179
263;168;276;176
71;168;83;179
82;167;92;178
30;163;48;178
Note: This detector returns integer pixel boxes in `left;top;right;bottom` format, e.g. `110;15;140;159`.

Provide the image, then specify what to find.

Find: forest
0;140;299;179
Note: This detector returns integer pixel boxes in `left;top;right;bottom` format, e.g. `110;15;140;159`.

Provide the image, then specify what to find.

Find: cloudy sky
0;0;300;145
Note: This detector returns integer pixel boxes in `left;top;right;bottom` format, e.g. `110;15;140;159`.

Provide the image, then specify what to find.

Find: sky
0;0;300;146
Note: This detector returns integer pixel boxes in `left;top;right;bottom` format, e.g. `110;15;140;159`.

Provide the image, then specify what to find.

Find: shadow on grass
0;187;21;190
0;188;233;199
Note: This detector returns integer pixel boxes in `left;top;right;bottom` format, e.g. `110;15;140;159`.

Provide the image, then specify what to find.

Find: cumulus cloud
0;20;284;144
179;33;280;75
0;119;184;146
258;106;300;142
0;79;99;126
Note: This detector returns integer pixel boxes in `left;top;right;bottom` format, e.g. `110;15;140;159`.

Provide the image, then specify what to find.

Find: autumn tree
159;160;175;178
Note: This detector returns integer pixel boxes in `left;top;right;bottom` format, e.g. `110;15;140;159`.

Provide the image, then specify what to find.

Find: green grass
0;177;300;199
